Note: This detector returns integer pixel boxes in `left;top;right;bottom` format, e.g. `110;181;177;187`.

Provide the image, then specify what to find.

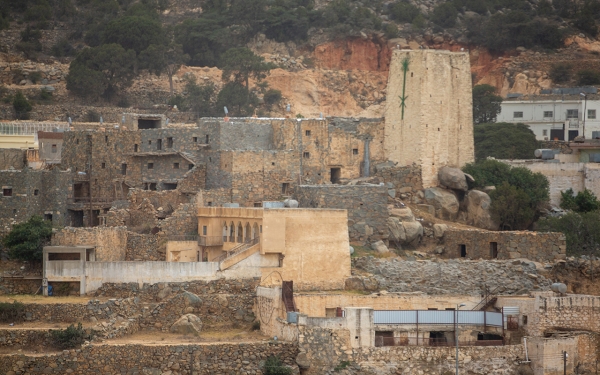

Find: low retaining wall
0;342;299;375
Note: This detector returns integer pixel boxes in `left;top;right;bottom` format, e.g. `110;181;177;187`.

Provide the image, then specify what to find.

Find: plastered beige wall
166;241;199;262
384;50;474;188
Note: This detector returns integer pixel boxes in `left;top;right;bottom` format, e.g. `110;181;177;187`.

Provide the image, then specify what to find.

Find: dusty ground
0;295;103;304
99;329;267;346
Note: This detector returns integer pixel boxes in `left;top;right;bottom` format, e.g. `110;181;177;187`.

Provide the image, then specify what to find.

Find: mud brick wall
0;342;299;375
443;229;567;262
295;185;388;242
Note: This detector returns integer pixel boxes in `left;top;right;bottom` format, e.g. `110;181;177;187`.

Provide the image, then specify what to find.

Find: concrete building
497;95;600;140
384;49;475;188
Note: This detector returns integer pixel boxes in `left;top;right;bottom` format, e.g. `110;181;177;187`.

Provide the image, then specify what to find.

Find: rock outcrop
423;187;460;220
438;166;469;191
170;314;202;335
464;190;497;230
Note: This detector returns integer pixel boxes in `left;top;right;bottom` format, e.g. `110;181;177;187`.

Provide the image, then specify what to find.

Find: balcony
568;119;580;128
198;236;224;246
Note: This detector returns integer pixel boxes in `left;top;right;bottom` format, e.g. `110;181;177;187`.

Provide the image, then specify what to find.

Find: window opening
157;139;162;150
121;164;127;175
459;244;466;258
173;163;180;169
490;242;498;258
3;188;12;197
166;137;173;148
148;163;154;169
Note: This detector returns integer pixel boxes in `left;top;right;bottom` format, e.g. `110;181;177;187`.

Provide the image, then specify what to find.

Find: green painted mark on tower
399;56;410;120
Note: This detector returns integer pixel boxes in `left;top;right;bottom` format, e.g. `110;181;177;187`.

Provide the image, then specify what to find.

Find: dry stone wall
353;256;553;295
443;229;567;262
531;295;600;336
0;342;298;375
51;227;129;261
295;185;388;242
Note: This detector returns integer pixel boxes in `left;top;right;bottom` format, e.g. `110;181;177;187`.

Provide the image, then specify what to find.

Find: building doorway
330;168;341;184
490;242;498;258
459;244;466;258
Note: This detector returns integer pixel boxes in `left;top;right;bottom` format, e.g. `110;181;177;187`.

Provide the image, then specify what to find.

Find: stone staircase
217;238;261;271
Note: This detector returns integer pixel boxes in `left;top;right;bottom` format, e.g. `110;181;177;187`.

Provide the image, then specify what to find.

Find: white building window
543;129;548;136
513;112;523;118
567;109;579;119
588;109;596;119
543;111;553;118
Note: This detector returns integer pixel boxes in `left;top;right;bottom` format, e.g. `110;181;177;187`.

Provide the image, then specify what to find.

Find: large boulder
371;240;389;254
170;314;202;336
424;187;460;220
464;190;497;230
389;207;415;222
387;217;406;242
438;166;469;191
433;224;448;238
403;221;423;244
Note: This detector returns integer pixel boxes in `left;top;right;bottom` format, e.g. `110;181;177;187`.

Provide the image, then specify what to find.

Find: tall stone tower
384;49;474;188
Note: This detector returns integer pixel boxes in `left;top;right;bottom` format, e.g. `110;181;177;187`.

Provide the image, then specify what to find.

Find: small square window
352;148;359;155
148;140;152;145
207;201;213;207
543;111;553;118
305;130;311;136
567;109;579;119
202;226;207;236
101;162;106;169
193;137;198;143
3;188;12;197
543;130;548;136
513;111;523;118
148;163;154;169
173;163;180;169
34;189;39;196
589;109;596;119
51;144;57;153
303;152;310;159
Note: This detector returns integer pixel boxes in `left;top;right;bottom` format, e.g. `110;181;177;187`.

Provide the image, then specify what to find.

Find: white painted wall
498;99;600;140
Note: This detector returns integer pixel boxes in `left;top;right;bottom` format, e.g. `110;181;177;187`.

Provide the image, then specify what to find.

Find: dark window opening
305;130;311;136
490;242;498;259
134;144;138;152
207;201;213;206
352;148;358;155
205;134;210;143
193;137;197;143
330;168;341;184
138;119;161;129
282;183;290;194
429;331;447;346
148;163;154;169
569;130;579;141
105;135;108;143
375;331;395;347
76;139;79;144
272;162;275;166
101;162;106;169
202;226;207;236
254;202;262;207
427;308;438;310
459;244;466;258
188;164;194;170
51;144;57;153
303;152;310;158
523;315;528;325
173;163;180;169
44;213;53;221
209;157;212;162
163;183;177;190
121;164;127;175
48;252;80;261
166;137;173;148
157;139;162;150
13;209;17;215
146;183;157;191
478;333;503;341
3;188;12;197
34;189;39;196
148;140;152;145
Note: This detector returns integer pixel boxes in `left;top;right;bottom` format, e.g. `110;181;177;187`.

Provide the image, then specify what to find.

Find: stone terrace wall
126;233;163;261
443;229;567;262
51;227;129;261
295;185;388;242
0;329;53;349
0;342;298;375
353;257;553;295
372;162;423;194
297;325;525;374
531;295;600;336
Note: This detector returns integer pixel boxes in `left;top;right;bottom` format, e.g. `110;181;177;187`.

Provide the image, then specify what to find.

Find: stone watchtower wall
384;50;474;188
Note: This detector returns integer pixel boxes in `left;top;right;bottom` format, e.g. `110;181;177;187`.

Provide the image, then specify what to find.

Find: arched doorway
222;222;228;242
245;223;251;242
229;221;235;242
237;222;243;243
252;223;259;239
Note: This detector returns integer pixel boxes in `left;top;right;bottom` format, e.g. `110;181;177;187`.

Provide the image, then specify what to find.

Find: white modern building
497;94;600;141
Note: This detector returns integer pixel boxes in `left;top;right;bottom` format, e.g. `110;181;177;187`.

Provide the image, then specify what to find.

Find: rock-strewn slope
353;256;552;295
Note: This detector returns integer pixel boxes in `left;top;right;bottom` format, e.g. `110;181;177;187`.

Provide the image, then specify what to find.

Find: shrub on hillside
577;69;600;85
560;188;600;213
549;63;572;83
50;323;87;349
0;301;25;323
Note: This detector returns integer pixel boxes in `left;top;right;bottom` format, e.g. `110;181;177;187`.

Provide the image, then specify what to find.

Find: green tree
174;16;230;67
3;215;52;262
13;91;32;120
472;84;502;124
549;63;572;83
560;188;600;212
66;44;136;100
538;211;600;256
577;69;600;85
179;75;216;116
216;81;258;117
431;2;458;28
220;47;275;89
490;182;537;230
463;159;549;230
389;0;420;23
473;123;539;160
102;16;165;55
139;42;189;95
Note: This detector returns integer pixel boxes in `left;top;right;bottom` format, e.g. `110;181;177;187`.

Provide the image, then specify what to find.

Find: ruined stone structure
385;50;474;188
